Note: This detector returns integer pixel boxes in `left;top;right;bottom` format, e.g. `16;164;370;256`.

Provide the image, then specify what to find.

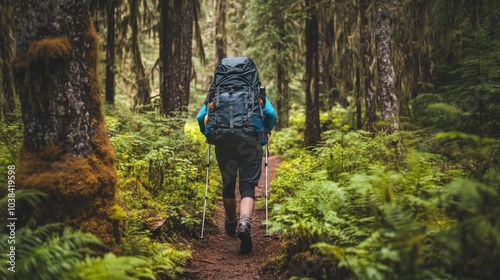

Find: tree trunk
1;0;16;123
13;0;120;252
160;0;193;116
131;0;150;110
105;0;116;105
319;18;343;109
375;0;399;133
360;0;377;132
304;0;321;147
276;62;289;130
215;0;226;62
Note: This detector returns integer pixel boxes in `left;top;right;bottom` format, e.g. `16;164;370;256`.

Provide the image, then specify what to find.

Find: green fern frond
65;253;154;280
0;189;46;218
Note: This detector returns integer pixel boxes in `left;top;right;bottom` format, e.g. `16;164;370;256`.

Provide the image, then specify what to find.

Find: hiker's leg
223;198;237;223
236;138;262;252
237;138;263;224
239;196;254;224
215;144;239;235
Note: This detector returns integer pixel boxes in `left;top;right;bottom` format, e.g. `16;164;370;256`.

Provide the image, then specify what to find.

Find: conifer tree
13;0;120;251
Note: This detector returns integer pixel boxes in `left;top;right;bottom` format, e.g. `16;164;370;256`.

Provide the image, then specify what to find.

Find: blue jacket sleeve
263;97;277;132
196;104;207;135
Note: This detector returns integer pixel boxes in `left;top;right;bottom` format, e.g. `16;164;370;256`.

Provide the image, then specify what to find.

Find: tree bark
160;0;193;116
375;0;399;133
0;0;16;123
360;0;377;132
276;62;289;130
215;0;226;62
105;0;116;105
131;0;150;110
13;0;120;252
304;0;321;146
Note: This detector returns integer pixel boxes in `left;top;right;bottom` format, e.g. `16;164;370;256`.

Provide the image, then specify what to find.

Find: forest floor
185;155;284;280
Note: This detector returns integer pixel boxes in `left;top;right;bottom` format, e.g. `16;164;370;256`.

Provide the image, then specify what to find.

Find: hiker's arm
196;104;207;134
263;97;277;132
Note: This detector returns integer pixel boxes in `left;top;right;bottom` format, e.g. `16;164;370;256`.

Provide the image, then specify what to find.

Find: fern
64;253;154;280
0;189;46;219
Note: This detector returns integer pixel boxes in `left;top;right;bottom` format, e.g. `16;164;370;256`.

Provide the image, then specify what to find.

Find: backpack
204;57;266;145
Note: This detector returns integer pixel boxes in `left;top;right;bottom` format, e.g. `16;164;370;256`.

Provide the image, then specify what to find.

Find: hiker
196;57;277;253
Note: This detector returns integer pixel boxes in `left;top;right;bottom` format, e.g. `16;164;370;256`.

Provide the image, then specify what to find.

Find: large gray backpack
204;57;266;145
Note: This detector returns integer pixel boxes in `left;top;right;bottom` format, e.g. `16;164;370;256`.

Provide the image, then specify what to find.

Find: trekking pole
264;143;270;238
199;144;211;239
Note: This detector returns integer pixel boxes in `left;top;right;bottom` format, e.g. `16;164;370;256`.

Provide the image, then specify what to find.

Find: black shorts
215;136;262;199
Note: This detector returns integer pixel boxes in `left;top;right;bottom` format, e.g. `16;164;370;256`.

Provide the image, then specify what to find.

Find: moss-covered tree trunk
105;0;116;105
1;0;16;123
375;0;399;133
159;0;193;116
13;0;121;251
131;0;150;110
360;0;377;132
215;0;226;62
304;0;321;147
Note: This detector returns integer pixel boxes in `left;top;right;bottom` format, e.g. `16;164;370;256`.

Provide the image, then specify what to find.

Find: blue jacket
196;96;277;142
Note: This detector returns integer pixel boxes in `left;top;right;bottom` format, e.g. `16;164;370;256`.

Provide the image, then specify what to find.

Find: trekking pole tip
199;236;205;240
264;234;270;238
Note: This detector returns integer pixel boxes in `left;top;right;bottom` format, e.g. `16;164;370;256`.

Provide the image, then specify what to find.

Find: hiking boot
237;221;252;253
225;219;237;238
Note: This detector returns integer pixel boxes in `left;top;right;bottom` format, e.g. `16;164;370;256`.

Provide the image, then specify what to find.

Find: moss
11;53;28;74
108;204;128;221
14;13;123;253
27;36;72;63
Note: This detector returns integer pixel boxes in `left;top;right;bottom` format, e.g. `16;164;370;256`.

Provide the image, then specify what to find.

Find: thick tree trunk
131;0;150;110
215;0;226;62
375;0;399;133
160;0;193;116
360;0;377;132
105;0;116;105
1;0;16;123
304;0;321;146
13;0;120;251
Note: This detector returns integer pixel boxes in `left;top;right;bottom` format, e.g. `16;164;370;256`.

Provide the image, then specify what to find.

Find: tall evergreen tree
105;0;117;105
246;0;300;130
360;0;377;132
304;0;321;146
215;0;226;62
130;0;151;110
375;0;399;132
159;0;193;116
13;0;120;251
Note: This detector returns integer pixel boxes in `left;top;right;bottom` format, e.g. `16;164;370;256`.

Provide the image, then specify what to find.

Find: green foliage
0;222;155;280
269;106;308;158
116;223;191;279
316;130;406;179
268;127;500;279
436;21;500;138
0;120;22;183
436;173;500;279
106;111;218;237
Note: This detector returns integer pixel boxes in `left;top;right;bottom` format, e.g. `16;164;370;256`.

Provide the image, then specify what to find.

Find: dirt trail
185;155;284;279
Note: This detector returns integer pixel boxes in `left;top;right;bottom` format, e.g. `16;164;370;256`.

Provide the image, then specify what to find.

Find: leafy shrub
106;111;219;237
267;129;478;279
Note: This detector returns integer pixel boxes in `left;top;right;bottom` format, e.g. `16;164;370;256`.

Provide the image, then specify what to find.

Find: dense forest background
1;0;499;279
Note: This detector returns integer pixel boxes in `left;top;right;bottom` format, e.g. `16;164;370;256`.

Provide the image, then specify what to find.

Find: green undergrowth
0;110;220;279
105;110;219;239
265;129;500;279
